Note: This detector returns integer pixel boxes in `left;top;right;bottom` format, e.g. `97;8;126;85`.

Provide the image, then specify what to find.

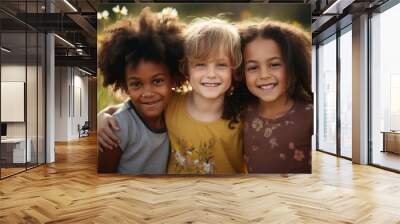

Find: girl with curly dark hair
237;20;313;173
97;8;185;174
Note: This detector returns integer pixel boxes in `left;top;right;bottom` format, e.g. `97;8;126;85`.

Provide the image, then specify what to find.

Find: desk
381;131;400;154
1;138;32;163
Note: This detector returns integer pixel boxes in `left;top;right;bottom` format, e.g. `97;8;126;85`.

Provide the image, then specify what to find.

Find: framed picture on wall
96;3;312;175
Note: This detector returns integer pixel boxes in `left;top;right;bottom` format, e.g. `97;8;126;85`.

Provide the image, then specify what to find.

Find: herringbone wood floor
1;134;400;224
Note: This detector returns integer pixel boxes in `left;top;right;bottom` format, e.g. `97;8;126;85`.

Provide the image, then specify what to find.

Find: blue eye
217;64;229;70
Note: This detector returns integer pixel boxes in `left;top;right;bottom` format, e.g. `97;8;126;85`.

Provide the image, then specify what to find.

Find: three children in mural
97;7;313;174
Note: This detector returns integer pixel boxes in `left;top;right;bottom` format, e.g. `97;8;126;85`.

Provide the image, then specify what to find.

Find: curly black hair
236;20;313;110
98;7;186;91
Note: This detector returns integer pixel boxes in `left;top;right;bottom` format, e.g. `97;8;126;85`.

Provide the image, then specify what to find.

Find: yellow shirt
165;92;244;174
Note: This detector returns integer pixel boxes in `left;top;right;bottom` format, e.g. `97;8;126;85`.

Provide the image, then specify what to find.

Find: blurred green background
97;3;311;112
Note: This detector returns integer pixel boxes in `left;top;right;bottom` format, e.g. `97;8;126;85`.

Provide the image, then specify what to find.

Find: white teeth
143;101;160;105
201;83;220;87
258;83;276;90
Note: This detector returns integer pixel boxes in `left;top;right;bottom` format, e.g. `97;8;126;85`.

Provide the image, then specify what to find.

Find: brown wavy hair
98;7;186;91
236;20;313;109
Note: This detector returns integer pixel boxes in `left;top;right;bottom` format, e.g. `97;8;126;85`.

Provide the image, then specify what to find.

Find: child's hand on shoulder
97;108;121;152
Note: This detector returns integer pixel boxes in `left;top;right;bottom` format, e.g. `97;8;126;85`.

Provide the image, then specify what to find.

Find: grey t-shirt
114;101;169;174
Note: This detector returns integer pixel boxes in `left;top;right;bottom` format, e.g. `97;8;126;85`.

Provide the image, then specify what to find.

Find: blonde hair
181;18;242;73
180;18;243;128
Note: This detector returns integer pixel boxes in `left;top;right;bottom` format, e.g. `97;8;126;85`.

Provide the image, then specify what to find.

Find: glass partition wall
0;1;46;179
316;25;353;159
370;2;400;171
316;0;400;172
317;35;337;155
339;26;352;159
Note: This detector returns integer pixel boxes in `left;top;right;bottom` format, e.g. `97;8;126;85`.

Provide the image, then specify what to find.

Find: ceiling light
323;0;354;15
78;67;92;76
63;0;78;12
323;0;341;14
54;34;75;48
1;47;11;53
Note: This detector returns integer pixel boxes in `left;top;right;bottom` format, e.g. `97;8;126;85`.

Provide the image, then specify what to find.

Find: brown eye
217;63;228;68
271;63;281;68
153;78;165;86
194;63;206;68
246;65;258;72
129;81;142;89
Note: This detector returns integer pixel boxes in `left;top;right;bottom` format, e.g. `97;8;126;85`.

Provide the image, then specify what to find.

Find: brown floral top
243;101;313;173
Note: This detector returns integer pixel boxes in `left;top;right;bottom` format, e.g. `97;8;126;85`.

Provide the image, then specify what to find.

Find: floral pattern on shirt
243;101;312;173
250;117;296;139
172;138;216;174
252;118;263;132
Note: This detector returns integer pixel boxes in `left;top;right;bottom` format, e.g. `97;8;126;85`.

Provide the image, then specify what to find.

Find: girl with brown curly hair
237;20;313;173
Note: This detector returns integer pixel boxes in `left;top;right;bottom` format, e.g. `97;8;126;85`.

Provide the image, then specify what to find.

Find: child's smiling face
188;51;232;101
244;37;288;104
125;60;172;124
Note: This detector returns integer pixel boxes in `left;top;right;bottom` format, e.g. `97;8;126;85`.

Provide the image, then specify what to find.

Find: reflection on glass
318;36;337;154
340;28;352;158
1;31;27;177
0;1;46;179
390;76;400;130
371;3;400;171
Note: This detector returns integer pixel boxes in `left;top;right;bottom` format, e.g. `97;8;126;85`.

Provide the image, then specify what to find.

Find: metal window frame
0;0;47;180
368;0;400;172
315;22;353;161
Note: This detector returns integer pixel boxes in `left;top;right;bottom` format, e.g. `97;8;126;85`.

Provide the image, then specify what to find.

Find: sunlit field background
97;3;310;112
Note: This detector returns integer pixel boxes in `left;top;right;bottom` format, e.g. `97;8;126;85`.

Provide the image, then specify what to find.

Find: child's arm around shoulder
97;104;130;173
97;103;124;151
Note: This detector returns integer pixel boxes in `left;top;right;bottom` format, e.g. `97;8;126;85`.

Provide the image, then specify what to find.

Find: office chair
79;121;90;138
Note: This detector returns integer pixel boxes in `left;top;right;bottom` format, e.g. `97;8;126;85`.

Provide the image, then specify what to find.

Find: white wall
1;65;26;140
55;67;68;141
1;65;38;137
54;67;89;141
1;63;46;164
73;73;89;138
